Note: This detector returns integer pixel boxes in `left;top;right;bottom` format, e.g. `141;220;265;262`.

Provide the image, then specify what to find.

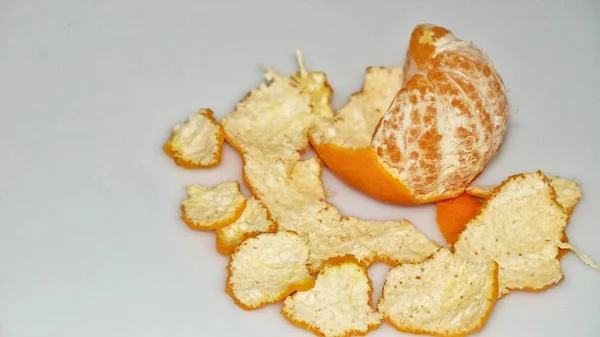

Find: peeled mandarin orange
311;24;509;204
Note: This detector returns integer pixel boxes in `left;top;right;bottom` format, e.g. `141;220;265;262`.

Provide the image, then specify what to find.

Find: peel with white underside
226;231;314;310
221;51;333;161
243;153;439;272
164;108;224;168
282;258;382;337
378;248;499;337
454;171;569;297
466;176;582;215
180;181;247;230
215;197;277;255
222;52;439;272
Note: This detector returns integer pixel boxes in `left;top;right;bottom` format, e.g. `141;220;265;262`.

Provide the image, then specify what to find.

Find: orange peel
215;197;277;255
221;50;333;161
305;215;440;273
453;171;569;297
311;24;509;205
163;108;224;168
378;248;499;337
180;181;246;230
243;153;439;273
436;192;572;260
225;231;314;310
466;176;582;215
435;193;482;246
221;52;439;273
282;256;382;337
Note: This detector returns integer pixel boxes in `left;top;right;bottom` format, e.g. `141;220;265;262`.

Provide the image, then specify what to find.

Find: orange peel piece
340;217;440;267
453;171;569;297
221;50;333;161
215;197;277;255
378;248;499;337
222;52;438;273
436;192;571;260
435;193;482;246
180;181;246;230
225;231;314;310
243;154;439;273
311;24;509;204
163;108;224;168
466;176;582;215
282;257;382;337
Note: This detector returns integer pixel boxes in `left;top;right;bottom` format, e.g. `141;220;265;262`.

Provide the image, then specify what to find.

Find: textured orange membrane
311;24;508;204
163;108;225;168
370;23;509;201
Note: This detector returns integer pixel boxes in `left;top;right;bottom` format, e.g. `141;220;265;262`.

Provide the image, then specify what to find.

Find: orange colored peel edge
281;255;382;337
163;109;225;169
180;199;247;231
311;141;462;205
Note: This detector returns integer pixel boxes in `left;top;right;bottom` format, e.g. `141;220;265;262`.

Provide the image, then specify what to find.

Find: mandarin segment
378;248;499;337
369;23;509;202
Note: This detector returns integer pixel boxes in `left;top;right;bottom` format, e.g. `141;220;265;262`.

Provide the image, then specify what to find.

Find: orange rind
282;256;382;337
243;153;439;273
453;171;569;297
378;248;499;337
305;214;440;273
466;176;582;215
311;24;509;204
221;50;333;161
163;108;224;168
436;192;571;259
221;53;439;273
215;197;277;255
435;193;483;246
225;231;315;310
180;181;246;230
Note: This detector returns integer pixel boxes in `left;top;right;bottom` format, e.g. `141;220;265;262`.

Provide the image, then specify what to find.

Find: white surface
1;0;599;336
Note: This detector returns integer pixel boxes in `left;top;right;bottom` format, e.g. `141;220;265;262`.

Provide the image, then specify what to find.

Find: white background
1;0;599;336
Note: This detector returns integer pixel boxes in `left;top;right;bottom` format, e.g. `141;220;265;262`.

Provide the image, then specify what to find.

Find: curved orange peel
282;256;382;337
163;108;224;168
180;181;247;230
215;197;277;255
453;171;569;297
378;248;499;337
225;231;315;310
